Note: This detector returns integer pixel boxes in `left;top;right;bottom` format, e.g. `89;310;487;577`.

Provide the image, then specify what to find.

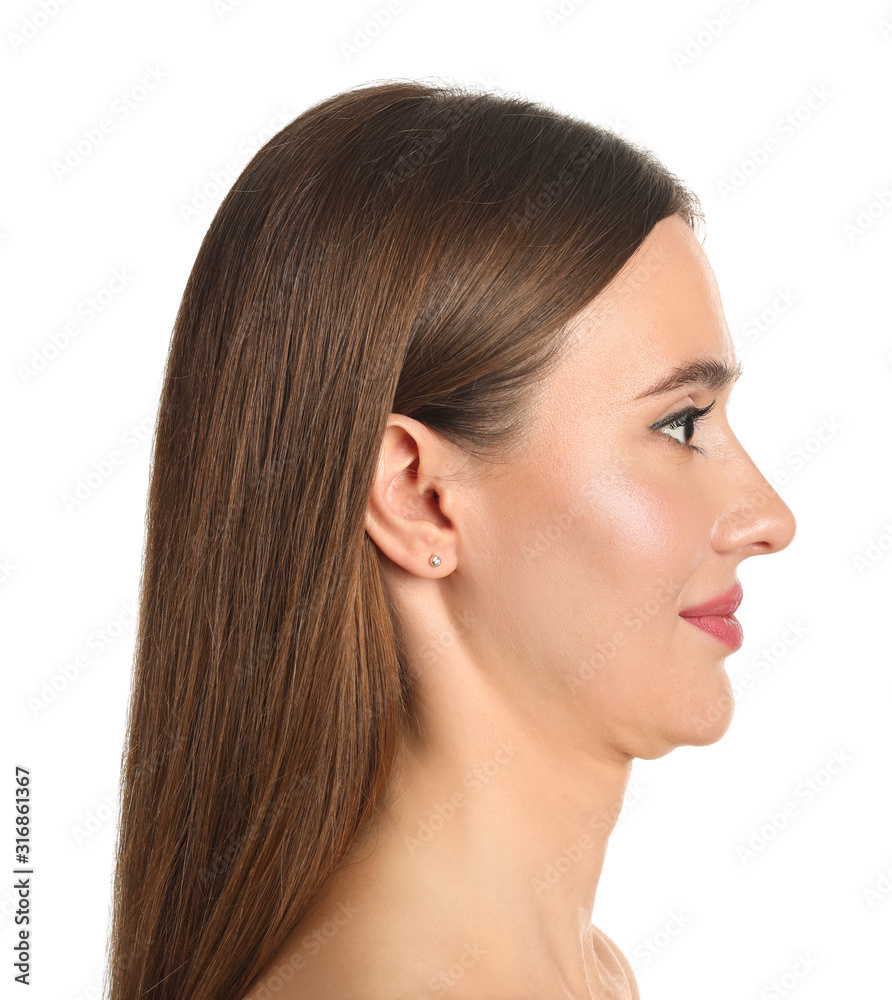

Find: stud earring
429;555;441;567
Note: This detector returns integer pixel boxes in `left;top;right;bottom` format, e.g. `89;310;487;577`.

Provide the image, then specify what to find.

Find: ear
364;414;461;577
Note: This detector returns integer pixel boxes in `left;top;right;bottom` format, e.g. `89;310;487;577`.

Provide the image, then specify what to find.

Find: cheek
560;468;730;742
477;463;699;679
580;467;697;602
556;472;692;690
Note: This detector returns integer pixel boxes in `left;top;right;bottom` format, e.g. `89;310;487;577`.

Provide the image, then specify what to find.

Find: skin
250;214;796;1000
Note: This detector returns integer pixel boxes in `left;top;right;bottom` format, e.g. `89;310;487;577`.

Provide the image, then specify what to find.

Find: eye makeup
651;398;718;454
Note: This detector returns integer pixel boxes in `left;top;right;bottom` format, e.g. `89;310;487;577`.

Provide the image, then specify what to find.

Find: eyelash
653;399;717;455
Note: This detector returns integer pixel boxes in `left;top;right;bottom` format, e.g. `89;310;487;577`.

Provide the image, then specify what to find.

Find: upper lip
679;581;743;618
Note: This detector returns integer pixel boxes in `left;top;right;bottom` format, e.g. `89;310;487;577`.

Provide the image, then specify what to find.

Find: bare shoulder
591;924;641;1000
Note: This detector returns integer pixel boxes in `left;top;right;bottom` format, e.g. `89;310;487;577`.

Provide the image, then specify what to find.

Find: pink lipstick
679;581;743;652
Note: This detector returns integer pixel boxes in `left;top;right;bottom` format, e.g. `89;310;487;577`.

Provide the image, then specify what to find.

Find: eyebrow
634;356;743;400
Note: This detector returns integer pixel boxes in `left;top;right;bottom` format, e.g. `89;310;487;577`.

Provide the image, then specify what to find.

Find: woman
105;79;796;1000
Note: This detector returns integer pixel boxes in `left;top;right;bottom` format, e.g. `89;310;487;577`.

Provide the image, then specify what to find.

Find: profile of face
366;214;796;767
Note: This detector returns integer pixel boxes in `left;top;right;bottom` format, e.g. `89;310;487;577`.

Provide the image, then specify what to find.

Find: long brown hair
104;77;703;1000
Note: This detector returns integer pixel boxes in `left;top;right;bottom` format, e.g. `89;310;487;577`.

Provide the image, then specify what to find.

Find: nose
711;442;797;557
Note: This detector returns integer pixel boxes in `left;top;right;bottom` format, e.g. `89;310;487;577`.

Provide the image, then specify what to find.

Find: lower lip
680;613;743;651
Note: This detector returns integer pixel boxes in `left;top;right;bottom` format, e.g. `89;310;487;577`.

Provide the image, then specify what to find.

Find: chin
632;713;735;760
629;685;736;758
683;711;734;747
683;681;736;746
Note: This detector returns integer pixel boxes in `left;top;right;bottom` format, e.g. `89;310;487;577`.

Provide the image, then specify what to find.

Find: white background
3;1;891;998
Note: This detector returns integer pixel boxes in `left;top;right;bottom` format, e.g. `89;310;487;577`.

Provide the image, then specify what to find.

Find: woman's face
440;213;796;761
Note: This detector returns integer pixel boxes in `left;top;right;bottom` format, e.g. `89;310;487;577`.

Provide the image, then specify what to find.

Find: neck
288;651;640;999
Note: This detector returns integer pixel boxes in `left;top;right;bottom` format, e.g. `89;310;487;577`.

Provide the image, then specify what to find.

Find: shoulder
592;924;640;1000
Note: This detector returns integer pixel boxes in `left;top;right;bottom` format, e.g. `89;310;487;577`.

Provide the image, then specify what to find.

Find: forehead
560;215;736;402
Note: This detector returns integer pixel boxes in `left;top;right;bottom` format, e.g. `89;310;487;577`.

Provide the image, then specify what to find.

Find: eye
652;399;717;455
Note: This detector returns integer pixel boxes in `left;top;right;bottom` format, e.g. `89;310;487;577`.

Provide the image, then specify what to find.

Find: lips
679;581;743;619
679;581;743;652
